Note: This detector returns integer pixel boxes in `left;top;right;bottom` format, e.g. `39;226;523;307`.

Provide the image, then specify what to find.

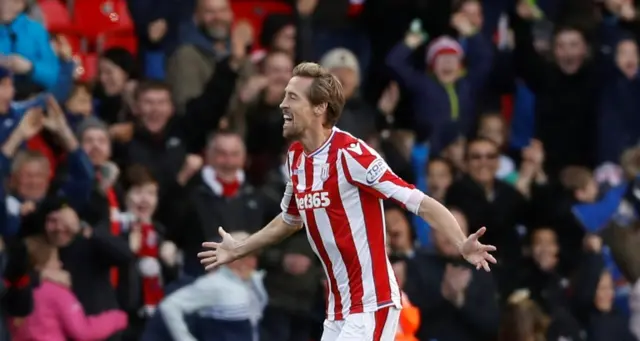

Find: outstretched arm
341;140;496;270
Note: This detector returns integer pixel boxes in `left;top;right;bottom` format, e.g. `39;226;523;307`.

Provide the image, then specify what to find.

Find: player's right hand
198;227;240;271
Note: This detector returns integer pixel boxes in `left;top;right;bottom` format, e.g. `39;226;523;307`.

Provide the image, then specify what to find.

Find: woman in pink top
10;237;128;341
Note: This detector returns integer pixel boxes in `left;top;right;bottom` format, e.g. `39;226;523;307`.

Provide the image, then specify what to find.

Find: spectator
445;138;529;277
112;80;196;229
10;235;128;341
476;112;518;184
0;236;33;341
1;97;94;238
251;13;296;63
385;204;415;258
426;157;455;202
94;48;137;126
386;7;493;152
498;291;551;341
160;231;267;341
226;50;293;184
0;66;18;145
113;165;178;341
172;131;264;276
573;234;635;341
39;199;133;338
406;208;500;341
167;0;253;115
0;0;58;97
77;117;121;226
63;82;94;132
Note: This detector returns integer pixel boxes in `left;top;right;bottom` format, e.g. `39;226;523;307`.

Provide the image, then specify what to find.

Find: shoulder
15;14;47;33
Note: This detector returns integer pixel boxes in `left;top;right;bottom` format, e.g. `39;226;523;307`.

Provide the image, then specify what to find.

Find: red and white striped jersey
280;127;425;321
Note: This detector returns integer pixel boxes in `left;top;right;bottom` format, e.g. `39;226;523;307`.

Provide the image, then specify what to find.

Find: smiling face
280;76;320;140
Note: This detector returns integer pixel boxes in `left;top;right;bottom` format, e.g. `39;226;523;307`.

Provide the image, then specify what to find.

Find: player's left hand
459;227;497;272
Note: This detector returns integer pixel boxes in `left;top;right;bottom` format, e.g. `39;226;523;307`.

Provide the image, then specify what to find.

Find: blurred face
197;0;233;39
576;179;599;203
272;25;296;55
0;77;14;112
13;159;50;200
45;208;79;247
433;54;462;84
81;128;111;166
230;254;258;280
98;59;128;96
330;67;359;99
126;183;158;222
478;115;506;148
385;209;413;254
264;53;293;91
442;137;466;171
530;228;558;272
0;0;22;22
427;160;453;201
460;1;483;28
66;86;93;116
594;271;615;312
280;76;321;139
616;40;639;78
554;30;587;74
137;89;174;134
466;140;499;184
206;135;246;177
434;209;467;257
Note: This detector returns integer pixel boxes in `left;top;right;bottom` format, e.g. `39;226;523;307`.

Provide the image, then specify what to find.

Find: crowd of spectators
1;0;640;340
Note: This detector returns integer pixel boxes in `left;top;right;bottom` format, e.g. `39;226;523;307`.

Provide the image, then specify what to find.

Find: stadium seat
71;0;134;39
75;53;98;81
230;1;292;47
100;31;138;55
38;0;73;33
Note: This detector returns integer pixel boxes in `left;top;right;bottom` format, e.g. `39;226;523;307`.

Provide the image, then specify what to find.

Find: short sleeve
341;141;425;215
280;156;302;225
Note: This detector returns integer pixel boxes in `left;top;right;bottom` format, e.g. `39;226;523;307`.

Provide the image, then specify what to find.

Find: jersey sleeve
280;155;302;225
341;141;425;215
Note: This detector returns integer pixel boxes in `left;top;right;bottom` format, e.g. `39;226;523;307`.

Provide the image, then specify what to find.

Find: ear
314;103;328;117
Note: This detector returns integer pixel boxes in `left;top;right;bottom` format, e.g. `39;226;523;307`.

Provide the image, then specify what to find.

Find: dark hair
123;164;157;190
465;137;499;159
426;157;455;176
292;62;346;128
134;80;171;100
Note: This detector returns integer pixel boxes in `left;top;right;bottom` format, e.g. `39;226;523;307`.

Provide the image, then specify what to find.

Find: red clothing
280;127;424;320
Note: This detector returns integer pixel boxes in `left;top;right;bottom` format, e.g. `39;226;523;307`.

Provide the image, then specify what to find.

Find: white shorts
320;307;400;341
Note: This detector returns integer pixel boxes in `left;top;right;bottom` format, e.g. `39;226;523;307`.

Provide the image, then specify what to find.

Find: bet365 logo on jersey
296;192;331;210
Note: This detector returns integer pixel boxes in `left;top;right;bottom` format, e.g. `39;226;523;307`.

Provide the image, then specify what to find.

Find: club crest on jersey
366;158;387;184
320;164;330;181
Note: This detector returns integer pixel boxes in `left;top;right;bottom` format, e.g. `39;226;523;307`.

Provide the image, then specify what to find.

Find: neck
301;127;333;155
216;171;238;183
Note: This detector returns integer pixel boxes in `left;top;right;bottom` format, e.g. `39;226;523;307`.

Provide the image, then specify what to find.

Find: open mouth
283;111;293;125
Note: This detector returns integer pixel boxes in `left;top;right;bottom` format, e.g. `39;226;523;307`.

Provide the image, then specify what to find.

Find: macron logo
347;143;362;155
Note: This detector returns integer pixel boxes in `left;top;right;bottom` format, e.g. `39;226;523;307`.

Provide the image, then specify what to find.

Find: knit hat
426;36;464;67
320;48;360;82
76;116;109;140
101;47;137;78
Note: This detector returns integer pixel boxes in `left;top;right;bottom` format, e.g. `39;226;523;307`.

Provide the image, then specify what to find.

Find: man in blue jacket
0;0;59;97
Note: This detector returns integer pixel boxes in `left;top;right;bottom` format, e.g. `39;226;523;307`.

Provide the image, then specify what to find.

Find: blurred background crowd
2;0;640;340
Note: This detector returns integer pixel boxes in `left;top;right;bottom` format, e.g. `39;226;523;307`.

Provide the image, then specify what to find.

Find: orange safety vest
396;292;420;341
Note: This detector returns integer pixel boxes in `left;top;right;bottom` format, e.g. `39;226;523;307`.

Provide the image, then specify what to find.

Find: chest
290;155;345;212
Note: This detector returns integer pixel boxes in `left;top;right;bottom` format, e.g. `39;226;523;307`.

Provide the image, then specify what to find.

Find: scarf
201;166;245;197
137;223;164;315
107;187;121;287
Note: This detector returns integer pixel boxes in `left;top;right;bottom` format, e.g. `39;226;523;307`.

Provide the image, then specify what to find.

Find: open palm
460;227;497;272
198;227;240;271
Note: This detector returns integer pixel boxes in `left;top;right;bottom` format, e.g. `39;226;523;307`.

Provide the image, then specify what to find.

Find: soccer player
198;62;497;340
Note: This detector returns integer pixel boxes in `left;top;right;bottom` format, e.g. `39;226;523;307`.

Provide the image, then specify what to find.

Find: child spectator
112;164;178;341
64;82;94;131
476;112;518;183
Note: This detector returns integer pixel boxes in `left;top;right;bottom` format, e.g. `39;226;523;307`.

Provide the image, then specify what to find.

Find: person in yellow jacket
390;255;420;341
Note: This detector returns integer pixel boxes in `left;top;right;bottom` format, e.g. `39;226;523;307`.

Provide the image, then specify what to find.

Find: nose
279;98;287;109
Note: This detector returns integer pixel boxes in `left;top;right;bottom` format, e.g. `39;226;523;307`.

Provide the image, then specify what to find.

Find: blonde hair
292;62;346;128
499;290;550;341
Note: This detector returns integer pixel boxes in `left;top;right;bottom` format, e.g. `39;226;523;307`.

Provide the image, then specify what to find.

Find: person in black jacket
0;236;33;341
405;208;500;341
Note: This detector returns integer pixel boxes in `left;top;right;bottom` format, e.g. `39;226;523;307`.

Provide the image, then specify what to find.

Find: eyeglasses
468;153;498;161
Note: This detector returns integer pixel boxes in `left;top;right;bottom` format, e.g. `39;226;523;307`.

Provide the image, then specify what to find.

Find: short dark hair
465;137;498;158
123;164;157;190
292;62;345;128
134;80;171;100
